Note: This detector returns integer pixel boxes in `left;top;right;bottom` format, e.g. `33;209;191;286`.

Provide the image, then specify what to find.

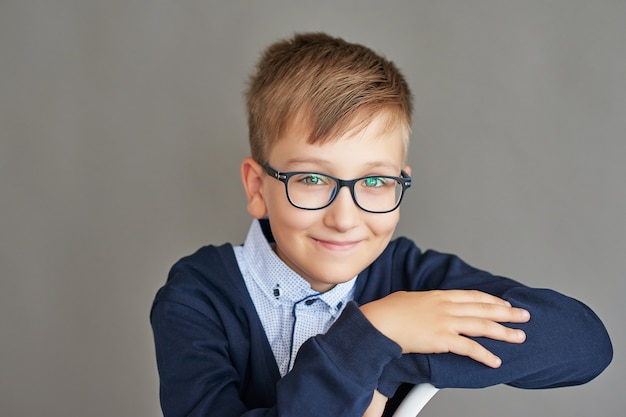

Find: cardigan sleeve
152;288;401;417
373;241;613;396
276;302;402;416
151;298;251;417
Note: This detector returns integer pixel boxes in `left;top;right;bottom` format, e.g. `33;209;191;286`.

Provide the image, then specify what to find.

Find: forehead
268;112;408;174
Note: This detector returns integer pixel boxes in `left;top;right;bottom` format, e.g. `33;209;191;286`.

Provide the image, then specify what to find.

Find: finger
453;317;527;344
447;336;503;368
445;289;512;307
449;302;531;323
362;390;388;417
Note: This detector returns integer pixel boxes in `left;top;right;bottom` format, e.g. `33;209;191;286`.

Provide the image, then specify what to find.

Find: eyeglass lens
286;173;402;212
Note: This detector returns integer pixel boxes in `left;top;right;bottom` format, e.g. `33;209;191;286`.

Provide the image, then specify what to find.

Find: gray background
1;1;623;416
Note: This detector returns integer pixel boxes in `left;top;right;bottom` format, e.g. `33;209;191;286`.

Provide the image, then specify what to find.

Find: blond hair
245;33;413;163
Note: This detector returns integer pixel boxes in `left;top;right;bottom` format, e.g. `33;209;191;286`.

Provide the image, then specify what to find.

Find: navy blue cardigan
151;224;612;417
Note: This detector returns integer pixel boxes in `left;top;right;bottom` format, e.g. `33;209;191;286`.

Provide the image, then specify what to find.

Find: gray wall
1;1;623;416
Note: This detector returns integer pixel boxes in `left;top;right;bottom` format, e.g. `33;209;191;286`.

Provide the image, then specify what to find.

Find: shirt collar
240;219;356;310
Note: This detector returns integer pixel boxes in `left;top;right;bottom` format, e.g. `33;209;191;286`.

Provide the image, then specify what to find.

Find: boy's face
243;112;410;292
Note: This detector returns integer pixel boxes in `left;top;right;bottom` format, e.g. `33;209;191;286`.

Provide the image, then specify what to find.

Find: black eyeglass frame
263;163;412;213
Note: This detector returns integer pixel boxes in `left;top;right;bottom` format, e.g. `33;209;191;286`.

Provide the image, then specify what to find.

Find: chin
308;268;360;286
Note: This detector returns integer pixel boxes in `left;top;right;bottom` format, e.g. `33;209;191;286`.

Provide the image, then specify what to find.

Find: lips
313;237;362;252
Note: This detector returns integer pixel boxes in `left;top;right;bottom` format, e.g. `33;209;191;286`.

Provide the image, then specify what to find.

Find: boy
150;33;612;417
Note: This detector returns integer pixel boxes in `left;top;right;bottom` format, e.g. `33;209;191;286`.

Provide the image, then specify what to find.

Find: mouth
312;238;362;252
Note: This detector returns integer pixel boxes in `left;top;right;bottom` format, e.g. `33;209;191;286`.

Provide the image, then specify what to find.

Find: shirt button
305;298;317;306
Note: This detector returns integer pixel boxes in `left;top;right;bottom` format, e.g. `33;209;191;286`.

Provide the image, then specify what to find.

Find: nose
323;186;361;231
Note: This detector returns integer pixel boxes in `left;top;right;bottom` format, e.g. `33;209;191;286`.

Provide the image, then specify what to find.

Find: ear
241;157;268;219
403;164;412;176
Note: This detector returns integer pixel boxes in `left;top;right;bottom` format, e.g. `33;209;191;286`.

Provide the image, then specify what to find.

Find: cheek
263;182;295;220
268;200;321;239
368;211;400;237
277;209;320;233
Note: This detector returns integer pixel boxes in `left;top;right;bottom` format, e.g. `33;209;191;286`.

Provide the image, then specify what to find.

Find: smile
313;238;362;252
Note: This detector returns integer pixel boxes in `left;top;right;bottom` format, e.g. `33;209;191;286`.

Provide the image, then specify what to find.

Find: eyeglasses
263;163;411;213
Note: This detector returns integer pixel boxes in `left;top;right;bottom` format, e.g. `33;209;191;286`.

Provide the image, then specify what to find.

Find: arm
362;244;613;396
151;300;252;417
277;303;402;416
151;297;401;417
428;286;613;389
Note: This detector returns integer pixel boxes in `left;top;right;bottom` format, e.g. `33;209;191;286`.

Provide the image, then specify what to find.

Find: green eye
302;174;326;185
363;177;386;187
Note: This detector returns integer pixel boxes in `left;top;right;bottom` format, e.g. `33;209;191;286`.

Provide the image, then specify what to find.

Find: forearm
371;245;612;394
152;300;401;417
465;286;611;389
378;287;612;393
277;302;402;416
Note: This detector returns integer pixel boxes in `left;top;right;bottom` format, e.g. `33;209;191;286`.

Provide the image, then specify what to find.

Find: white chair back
392;383;439;417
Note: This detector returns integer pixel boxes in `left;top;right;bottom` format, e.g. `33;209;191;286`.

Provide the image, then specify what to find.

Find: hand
362;390;387;417
360;290;530;368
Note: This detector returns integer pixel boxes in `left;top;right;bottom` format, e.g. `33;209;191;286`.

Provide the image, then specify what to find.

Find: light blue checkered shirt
234;220;356;376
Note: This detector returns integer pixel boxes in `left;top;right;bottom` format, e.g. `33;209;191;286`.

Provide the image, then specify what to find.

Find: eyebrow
282;158;401;173
283;158;402;176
